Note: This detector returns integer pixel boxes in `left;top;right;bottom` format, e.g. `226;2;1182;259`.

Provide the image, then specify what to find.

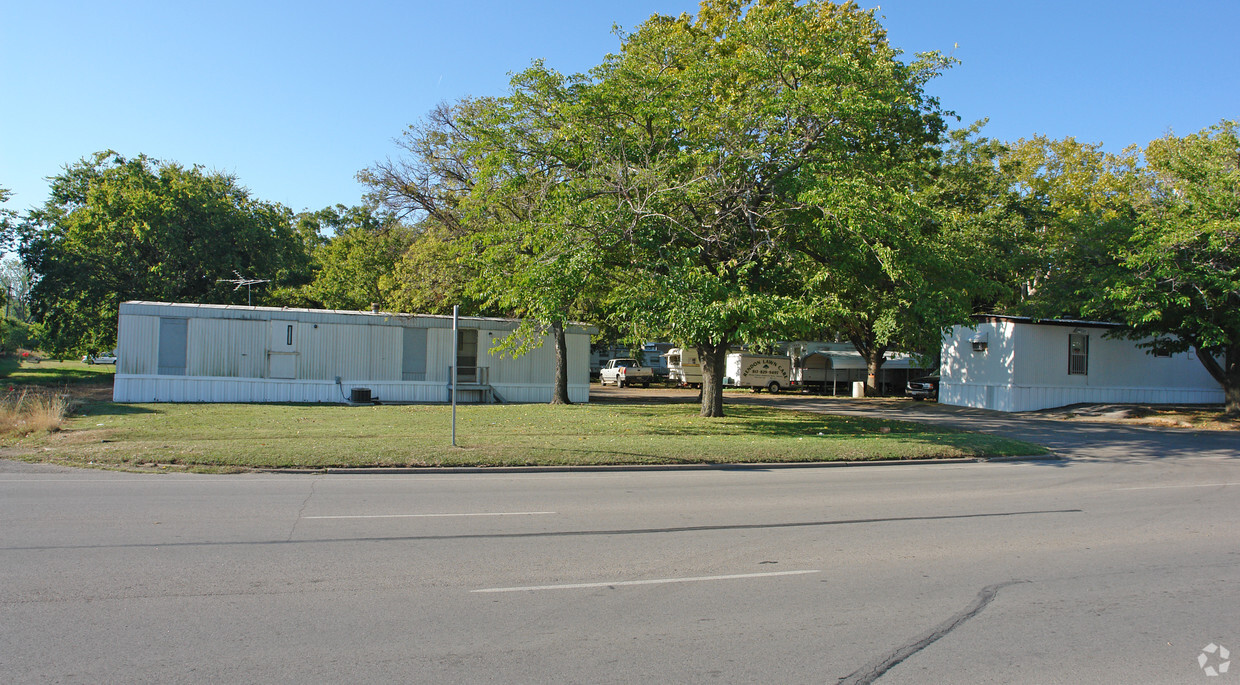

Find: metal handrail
454;366;488;385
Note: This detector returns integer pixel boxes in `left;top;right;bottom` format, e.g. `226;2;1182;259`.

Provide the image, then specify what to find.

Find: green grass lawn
10;400;1047;471
0;357;116;386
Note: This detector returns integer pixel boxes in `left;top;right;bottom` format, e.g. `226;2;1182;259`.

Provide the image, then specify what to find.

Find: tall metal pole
451;305;458;447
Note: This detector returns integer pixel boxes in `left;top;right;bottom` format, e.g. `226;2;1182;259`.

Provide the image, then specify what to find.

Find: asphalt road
2;408;1239;684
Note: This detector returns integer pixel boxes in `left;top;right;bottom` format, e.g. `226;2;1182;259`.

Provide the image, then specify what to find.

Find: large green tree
21;151;305;354
997;136;1138;319
574;0;952;414
0;187;20;318
1107;121;1240;414
365;93;606;403
298;205;409;311
800;125;1038;388
0;257;34;322
361;99;492;317
460;66;615;405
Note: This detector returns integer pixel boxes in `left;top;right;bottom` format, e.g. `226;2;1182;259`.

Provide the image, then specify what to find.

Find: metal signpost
451;305;458;447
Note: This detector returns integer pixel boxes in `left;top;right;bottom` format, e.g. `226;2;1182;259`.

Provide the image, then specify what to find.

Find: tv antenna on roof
217;271;270;306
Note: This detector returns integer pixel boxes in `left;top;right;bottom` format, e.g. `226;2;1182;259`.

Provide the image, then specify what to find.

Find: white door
269;320;298;379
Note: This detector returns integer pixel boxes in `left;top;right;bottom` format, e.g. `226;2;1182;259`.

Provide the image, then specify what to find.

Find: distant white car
82;350;118;364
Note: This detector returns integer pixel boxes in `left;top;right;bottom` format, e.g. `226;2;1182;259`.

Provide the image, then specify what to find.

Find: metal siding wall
113;303;597;403
942;379;1225;413
236;320;267;378
1016;325;1076;387
187;318;266;378
940;382;984;409
480;329;551;385
117;315;160;375
1090;335;1217;389
300;323;345;380
426;329;454;383
113;376;597;404
115;376;457;403
568;331;591;386
368;325;402;381
941;322;1014;386
296;322;400;382
1009;385;1224;412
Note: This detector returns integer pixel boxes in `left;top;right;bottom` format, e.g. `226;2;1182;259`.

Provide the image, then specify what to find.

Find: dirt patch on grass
1037;403;1238;431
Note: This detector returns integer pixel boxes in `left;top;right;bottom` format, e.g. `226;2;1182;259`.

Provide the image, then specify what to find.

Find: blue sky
3;1;1237;218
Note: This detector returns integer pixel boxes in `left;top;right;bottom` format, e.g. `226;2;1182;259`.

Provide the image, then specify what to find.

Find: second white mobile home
940;315;1223;412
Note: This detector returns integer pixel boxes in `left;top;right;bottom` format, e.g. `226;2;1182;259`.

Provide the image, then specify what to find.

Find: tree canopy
0;186;18;252
565;0;955;414
296;205;408;311
1106;121;1240;414
21;151;306;354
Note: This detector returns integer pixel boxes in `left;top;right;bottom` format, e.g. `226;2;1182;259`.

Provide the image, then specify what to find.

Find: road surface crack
838;580;1029;684
287;478;318;542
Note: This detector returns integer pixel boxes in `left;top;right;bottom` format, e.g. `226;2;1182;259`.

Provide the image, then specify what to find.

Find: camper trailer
723;352;792;393
785;341;927;395
663;347;702;387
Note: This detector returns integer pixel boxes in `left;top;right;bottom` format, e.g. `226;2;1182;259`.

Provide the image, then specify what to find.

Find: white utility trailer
722;352;792;393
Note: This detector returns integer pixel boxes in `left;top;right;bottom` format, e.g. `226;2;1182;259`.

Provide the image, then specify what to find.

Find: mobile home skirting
940;382;1225;413
112;376;592;404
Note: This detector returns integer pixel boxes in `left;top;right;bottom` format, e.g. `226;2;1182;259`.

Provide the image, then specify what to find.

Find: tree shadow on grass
73;400;156;417
2;361;115;386
627;405;948;438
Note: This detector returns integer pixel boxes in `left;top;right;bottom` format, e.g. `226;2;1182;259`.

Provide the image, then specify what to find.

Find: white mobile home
940;315;1223;412
113;302;594;404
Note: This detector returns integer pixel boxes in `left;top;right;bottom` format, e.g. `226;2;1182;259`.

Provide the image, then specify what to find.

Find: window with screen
1068;334;1089;375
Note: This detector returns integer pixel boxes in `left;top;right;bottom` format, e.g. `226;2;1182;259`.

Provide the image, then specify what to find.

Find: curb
261;452;1060;475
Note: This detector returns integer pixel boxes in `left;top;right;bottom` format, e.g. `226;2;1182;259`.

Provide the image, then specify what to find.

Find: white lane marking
472;569;821;593
304;511;556;519
1115;482;1240;491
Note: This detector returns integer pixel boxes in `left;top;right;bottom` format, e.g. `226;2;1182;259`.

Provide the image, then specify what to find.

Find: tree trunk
847;327;889;397
1196;344;1239;416
549;321;572;405
697;342;728;418
864;347;887;397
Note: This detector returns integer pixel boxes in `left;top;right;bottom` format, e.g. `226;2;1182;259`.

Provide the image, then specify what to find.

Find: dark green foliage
20;151;309;354
1106;121;1240;413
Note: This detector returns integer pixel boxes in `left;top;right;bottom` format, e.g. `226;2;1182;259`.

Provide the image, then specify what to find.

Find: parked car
82;350;118;365
906;374;939;401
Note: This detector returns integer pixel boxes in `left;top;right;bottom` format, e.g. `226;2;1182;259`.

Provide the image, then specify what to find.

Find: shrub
0;319;33;356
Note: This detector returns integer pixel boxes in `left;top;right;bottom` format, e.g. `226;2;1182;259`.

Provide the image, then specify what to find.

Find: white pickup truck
599;358;654;388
